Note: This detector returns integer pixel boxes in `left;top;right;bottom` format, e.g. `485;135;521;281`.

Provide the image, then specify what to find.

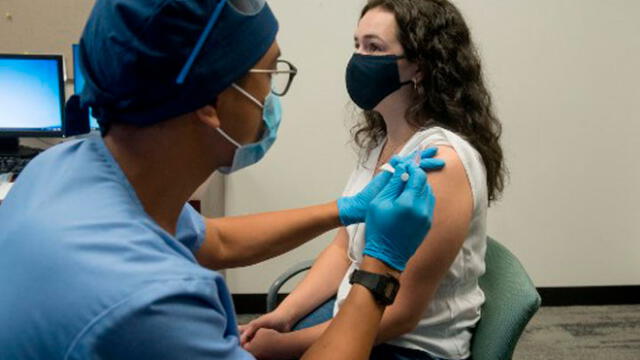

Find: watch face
350;270;398;305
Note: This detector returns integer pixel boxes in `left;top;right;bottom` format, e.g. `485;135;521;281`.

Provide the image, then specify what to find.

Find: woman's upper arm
332;227;349;252
381;145;474;333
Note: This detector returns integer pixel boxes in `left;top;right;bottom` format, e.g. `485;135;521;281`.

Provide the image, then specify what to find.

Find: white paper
0;176;13;201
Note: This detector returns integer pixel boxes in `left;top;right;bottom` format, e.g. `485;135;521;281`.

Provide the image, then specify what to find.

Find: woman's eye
354;40;383;52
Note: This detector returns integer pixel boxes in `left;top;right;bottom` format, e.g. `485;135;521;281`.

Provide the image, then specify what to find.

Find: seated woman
240;0;505;359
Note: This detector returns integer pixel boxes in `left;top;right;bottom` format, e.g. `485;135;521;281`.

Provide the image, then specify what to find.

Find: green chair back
471;237;541;360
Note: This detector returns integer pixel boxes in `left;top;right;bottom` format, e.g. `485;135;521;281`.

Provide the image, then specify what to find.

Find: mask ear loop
216;127;242;148
396;54;418;89
216;83;266;148
232;83;265;108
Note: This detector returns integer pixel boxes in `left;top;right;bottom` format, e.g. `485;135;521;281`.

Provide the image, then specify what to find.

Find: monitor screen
0;54;65;137
72;45;99;131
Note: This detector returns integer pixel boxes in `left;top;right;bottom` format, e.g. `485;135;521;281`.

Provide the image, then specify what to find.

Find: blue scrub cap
71;0;279;128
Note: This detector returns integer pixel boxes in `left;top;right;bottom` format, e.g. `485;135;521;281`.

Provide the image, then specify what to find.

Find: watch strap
349;269;400;306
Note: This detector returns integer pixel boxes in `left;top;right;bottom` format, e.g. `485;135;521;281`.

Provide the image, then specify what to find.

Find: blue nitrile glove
337;147;443;226
337;169;393;227
413;147;447;171
363;162;436;271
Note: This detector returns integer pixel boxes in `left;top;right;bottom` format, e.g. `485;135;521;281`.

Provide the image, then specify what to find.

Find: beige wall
225;0;640;292
0;0;93;75
2;1;638;293
458;0;640;287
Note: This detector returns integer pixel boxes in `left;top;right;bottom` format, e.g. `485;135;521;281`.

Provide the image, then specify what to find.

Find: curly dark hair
353;0;506;203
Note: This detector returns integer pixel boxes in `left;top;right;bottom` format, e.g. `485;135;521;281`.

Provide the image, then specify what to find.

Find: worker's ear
195;104;221;129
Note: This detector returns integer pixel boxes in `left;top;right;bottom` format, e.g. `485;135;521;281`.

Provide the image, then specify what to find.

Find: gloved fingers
395;163;429;209
401;147;438;162
419;185;436;229
367;169;394;192
419;172;431;198
389;155;404;167
419;158;445;172
419;147;439;159
426;185;436;212
401;162;428;197
388;147;439;166
375;163;408;201
381;147;442;174
379;156;404;174
398;151;418;164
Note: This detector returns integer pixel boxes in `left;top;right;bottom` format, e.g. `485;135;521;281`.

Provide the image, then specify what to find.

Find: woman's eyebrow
359;34;385;42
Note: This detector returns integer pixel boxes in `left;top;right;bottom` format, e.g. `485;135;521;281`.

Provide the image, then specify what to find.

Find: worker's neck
103;121;216;235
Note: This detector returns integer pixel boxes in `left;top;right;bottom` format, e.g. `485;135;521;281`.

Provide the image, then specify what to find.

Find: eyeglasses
249;59;298;96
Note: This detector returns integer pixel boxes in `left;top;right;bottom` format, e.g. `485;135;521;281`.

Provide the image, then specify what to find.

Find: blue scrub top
0;136;253;359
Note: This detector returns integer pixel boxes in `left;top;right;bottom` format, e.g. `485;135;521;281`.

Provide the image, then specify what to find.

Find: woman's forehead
356;8;397;41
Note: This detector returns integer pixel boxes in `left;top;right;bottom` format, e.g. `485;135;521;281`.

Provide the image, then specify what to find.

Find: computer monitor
0;54;66;156
72;45;99;131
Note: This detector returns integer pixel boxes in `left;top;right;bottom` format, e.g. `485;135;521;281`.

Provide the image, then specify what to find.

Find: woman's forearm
285;293;424;357
275;229;351;326
285;262;424;356
281;288;412;359
197;202;342;269
302;257;396;360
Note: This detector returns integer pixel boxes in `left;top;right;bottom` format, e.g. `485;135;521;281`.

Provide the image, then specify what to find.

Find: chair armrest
266;260;314;312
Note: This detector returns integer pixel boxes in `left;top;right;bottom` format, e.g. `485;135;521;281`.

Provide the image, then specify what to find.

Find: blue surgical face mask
216;83;282;175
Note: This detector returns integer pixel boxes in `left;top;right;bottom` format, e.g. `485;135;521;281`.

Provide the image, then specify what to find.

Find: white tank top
334;126;488;360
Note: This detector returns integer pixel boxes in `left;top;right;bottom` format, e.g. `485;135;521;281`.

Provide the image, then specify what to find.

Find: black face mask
345;53;412;110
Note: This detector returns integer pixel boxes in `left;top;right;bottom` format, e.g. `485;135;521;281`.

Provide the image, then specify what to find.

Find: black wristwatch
349;269;400;306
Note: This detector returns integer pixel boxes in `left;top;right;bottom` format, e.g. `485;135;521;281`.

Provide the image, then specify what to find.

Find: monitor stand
0;137;41;158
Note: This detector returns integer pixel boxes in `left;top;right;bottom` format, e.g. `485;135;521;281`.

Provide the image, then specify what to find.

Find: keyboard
0;155;32;180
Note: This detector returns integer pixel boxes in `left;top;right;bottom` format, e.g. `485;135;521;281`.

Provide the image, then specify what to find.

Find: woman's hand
239;310;294;346
337;147;444;226
243;328;296;360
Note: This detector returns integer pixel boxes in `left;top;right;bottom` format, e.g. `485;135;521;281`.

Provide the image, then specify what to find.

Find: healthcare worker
0;0;445;359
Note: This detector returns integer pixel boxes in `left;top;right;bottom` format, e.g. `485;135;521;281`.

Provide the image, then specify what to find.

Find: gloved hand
363;162;436;271
337;147;443;226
